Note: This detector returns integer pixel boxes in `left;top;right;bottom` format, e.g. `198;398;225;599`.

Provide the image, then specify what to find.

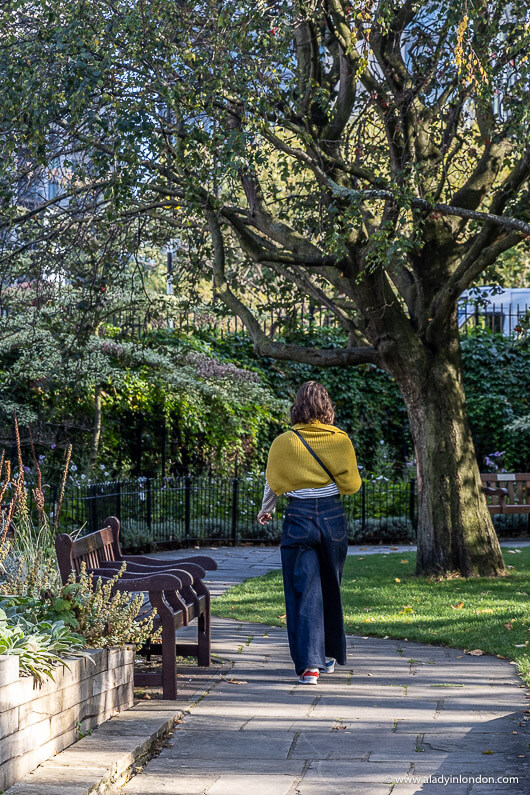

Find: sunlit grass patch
212;547;530;685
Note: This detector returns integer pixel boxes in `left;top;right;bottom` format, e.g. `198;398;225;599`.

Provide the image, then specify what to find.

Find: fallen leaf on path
221;676;248;685
466;649;484;656
391;547;398;550
482;750;494;754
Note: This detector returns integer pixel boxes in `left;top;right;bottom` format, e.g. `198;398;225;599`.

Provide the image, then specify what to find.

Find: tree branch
329;182;530;236
206;208;379;366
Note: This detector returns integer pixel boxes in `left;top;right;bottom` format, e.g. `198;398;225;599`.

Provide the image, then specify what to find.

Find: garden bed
0;646;134;791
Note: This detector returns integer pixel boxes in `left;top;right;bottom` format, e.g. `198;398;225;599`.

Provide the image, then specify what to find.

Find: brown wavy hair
290;381;335;426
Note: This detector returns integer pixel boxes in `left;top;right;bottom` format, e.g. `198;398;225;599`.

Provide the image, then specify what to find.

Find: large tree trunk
386;327;506;578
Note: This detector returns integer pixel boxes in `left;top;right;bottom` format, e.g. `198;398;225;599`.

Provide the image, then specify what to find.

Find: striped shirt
260;481;339;514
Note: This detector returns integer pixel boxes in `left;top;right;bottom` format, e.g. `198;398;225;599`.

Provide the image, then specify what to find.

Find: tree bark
386;324;506;578
89;385;102;471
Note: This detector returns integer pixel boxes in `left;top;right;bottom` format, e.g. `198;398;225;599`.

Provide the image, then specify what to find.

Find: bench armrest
95;561;194;587
122;553;218;571
482;486;509;498
87;569;183;592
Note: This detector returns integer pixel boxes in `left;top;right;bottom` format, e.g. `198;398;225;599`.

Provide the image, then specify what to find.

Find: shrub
492;513;530;537
59;563;160;648
0;602;89;684
347;516;416;543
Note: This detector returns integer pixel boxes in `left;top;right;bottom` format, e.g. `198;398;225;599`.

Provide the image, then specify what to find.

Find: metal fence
54;475;418;549
458;301;529;336
107;298;529;340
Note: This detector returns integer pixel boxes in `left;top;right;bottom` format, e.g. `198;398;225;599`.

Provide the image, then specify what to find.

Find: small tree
1;1;529;575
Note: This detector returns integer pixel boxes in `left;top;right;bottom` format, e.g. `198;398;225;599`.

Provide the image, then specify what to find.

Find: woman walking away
258;381;362;685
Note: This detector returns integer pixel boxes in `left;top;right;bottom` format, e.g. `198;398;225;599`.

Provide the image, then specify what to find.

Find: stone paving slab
6;544;529;794
118;615;529;794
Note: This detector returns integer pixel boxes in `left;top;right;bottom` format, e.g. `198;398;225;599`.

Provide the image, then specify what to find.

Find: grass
212;546;530;686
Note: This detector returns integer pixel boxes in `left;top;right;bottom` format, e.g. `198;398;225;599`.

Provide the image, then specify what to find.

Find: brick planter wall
0;647;134;791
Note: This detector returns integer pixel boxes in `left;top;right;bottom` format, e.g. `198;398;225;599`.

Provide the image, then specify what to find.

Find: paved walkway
120;544;530;794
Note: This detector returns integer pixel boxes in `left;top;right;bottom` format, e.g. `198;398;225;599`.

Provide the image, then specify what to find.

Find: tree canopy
1;0;529;575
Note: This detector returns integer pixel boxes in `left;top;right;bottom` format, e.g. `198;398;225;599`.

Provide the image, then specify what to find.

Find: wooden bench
481;473;530;517
55;516;217;699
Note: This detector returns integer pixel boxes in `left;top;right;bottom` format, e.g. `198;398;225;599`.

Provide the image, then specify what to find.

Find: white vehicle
458;287;530;335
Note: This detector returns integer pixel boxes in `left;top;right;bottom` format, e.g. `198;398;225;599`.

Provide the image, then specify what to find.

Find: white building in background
458;287;530;335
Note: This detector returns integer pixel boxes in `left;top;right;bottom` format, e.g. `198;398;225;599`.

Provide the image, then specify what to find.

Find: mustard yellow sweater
265;421;362;497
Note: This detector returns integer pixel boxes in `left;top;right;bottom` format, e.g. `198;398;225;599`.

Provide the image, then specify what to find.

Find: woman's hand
257;510;272;525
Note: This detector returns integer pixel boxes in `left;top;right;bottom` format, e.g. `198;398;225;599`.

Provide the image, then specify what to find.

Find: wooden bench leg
197;596;211;667
161;623;178;699
150;592;179;699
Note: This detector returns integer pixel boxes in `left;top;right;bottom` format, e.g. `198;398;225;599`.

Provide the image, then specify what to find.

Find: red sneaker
298;668;319;685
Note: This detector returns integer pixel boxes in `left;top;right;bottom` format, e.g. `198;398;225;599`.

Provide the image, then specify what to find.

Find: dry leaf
221;676;248;685
504;622;513;630
395;577;401;583
358;556;365;560
277;614;286;620
391;547;398;550
360;546;366;550
475;608;493;614
452;601;465;609
400;559;409;564
482;750;494;754
467;649;484;656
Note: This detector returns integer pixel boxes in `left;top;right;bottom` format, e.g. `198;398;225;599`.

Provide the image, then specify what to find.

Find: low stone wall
0;646;135;791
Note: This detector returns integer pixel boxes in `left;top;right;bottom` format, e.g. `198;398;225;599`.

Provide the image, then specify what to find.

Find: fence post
89;484;97;533
361;482;366;533
184;475;191;543
146;478;152;533
409;480;416;533
231;477;239;545
116;482;121;520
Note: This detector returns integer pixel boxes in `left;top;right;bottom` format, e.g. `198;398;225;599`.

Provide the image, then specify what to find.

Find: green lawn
212;546;530;686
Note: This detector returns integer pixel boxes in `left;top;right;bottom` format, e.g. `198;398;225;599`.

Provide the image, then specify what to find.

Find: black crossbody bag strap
291;430;337;484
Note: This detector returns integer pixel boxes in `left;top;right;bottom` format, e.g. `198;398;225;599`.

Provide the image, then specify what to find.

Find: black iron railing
51;475;419;549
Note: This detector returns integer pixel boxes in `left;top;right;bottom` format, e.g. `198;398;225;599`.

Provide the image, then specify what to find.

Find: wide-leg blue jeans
280;494;349;676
